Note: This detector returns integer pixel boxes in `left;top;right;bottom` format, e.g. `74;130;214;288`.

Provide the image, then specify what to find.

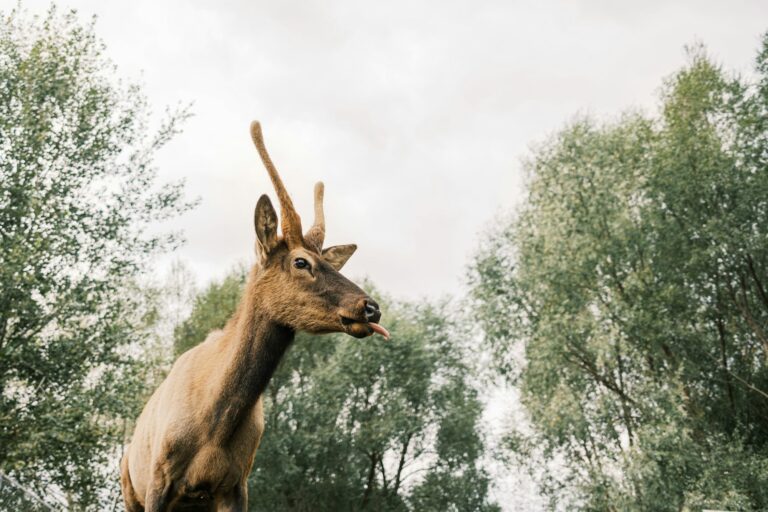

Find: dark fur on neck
208;268;295;442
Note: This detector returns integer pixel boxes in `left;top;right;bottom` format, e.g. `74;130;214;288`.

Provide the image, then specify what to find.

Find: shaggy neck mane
207;266;295;442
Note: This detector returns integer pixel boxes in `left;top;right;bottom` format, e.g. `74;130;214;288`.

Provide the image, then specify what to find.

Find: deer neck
207;271;295;443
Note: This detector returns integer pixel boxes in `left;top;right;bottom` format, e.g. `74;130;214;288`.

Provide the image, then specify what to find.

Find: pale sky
9;1;768;508
12;0;768;300
10;0;768;298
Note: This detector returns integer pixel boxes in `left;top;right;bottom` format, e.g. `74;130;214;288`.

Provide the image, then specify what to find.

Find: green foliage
0;471;59;512
0;6;191;509
179;270;498;511
173;265;246;355
471;36;768;510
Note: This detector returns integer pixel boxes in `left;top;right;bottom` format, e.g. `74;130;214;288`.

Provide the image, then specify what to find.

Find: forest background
2;2;768;511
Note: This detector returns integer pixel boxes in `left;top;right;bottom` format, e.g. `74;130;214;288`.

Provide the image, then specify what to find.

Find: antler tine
250;121;303;247
305;181;325;251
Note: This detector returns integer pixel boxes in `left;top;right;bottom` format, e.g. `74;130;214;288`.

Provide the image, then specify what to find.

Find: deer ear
254;194;279;257
321;244;357;271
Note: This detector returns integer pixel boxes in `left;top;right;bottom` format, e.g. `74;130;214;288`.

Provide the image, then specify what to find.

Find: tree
471;36;768;510
176;270;499;511
173;265;245;356
0;6;192;509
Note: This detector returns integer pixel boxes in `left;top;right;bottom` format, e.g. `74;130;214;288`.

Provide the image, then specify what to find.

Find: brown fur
121;122;383;512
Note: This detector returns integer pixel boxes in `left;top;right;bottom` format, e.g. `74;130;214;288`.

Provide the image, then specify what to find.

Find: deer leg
216;483;246;512
120;454;144;512
145;470;174;512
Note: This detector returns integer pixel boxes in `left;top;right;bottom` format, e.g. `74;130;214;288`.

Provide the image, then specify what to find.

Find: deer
120;121;390;512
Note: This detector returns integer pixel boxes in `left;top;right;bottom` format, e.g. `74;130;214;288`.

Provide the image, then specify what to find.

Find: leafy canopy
0;6;192;509
471;36;768;511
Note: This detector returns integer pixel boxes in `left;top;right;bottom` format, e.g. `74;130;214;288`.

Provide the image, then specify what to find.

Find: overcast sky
14;0;768;300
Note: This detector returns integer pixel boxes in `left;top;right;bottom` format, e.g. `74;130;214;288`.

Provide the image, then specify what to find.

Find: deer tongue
369;323;390;340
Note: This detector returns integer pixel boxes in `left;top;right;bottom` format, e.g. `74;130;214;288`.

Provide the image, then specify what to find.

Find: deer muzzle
338;297;390;340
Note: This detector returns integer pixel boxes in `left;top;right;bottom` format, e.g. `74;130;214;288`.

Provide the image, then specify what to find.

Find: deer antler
250;121;303;247
304;181;325;251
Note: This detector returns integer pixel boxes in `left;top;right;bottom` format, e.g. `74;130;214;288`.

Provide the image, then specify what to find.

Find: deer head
249;121;389;339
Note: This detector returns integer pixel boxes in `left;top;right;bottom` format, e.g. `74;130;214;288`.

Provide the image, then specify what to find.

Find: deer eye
293;257;310;270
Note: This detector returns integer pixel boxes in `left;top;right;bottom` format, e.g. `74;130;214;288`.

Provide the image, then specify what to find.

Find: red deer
120;121;389;512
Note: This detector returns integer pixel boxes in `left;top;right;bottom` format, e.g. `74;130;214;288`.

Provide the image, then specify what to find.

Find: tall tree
471;37;768;510
0;6;192;509
174;270;499;512
173;265;245;356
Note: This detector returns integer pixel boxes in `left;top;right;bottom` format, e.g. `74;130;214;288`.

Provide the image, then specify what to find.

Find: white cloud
16;0;765;297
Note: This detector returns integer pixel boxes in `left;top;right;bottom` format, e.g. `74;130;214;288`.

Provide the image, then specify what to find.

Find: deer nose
363;299;381;322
